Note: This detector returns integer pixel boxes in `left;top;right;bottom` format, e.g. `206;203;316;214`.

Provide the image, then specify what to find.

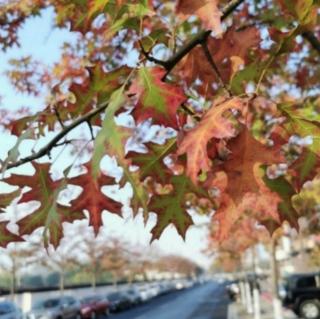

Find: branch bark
201;42;231;95
302;31;320;55
157;0;245;76
5;101;109;171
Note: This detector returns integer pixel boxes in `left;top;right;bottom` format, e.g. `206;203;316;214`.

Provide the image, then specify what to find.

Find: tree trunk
91;270;97;291
271;237;283;319
245;280;253;314
59;270;65;295
112;272;118;289
252;246;261;319
10;256;17;300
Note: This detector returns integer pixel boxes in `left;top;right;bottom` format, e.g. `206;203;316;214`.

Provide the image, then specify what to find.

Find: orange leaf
176;0;222;36
177;97;246;184
223;128;285;202
178;27;260;95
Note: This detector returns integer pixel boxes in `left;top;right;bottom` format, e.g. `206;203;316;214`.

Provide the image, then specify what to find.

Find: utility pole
271;236;283;319
252;246;261;319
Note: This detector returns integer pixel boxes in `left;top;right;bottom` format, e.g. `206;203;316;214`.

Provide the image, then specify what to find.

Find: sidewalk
228;292;298;319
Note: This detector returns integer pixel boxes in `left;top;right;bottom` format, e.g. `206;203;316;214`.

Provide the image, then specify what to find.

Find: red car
80;295;110;318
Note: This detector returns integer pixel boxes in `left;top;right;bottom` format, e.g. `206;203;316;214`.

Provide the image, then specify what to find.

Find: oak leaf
126;138;176;183
149;175;206;240
222;128;285;202
0;189;21;212
4;162;85;248
130;67;186;129
67;163;122;235
176;0;222;36
0;222;23;248
179;27;260;95
177;97;246;184
210;129;286;241
92;88;149;216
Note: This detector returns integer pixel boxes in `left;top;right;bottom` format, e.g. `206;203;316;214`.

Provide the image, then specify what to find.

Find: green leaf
127;138;176;182
149;174;207;240
0;189;21;212
92;87;149;216
262;167;299;229
0;222;23;248
1;129;34;173
280;103;320;153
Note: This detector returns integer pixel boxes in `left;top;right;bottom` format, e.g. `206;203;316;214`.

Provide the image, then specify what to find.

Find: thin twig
87;120;95;140
5;101;109;171
181;103;201;121
138;41;169;68
164;0;245;77
201;42;231;95
302;31;320;55
137;0;246;78
53;105;65;129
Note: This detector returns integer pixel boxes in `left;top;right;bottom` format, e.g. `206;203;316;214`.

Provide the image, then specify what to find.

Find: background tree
101;238;129;288
0;242;37;298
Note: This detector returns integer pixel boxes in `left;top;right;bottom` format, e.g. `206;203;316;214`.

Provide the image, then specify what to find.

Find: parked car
27;296;81;319
125;287;142;306
106;292;131;312
0;300;22;319
136;285;153;302
282;272;320;319
80;295;110;318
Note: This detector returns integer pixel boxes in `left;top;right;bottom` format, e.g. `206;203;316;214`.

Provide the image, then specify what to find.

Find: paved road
109;282;230;319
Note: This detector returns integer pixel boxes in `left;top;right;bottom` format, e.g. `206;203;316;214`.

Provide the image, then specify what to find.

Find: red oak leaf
67;163;122;235
178;26;261;95
130;67;187;129
176;0;222;36
4;162;85;248
0;222;23;248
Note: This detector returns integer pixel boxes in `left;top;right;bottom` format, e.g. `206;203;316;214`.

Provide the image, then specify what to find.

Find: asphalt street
109;282;230;319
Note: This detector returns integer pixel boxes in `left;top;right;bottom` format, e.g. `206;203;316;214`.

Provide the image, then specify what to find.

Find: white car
27;296;81;319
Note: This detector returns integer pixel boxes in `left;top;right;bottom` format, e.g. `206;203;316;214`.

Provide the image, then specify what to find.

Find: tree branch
137;0;245;76
53;105;65;129
5;101;109;171
162;0;245;76
201;42;231;95
4;0;246;172
302;31;320;55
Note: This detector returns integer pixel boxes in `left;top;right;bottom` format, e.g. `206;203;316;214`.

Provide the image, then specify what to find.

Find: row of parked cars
0;279;199;319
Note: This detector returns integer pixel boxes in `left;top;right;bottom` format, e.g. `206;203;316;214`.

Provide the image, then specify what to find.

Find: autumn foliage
0;0;320;249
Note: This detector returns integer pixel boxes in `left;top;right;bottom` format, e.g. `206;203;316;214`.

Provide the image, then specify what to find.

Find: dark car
27;296;81;319
282;272;320;319
0;300;22;319
80;295;110;318
106;292;131;312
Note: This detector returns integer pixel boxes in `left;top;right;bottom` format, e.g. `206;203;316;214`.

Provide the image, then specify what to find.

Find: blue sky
0;7;211;268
